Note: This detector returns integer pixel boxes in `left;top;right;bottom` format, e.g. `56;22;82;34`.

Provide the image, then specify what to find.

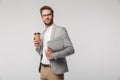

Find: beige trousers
40;65;64;80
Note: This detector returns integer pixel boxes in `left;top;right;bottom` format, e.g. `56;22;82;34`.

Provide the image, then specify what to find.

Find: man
34;5;74;80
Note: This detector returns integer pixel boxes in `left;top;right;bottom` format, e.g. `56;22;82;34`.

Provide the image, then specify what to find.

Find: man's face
41;9;53;27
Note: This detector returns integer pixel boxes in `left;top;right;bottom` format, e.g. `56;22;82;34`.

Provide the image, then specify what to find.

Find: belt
41;63;51;67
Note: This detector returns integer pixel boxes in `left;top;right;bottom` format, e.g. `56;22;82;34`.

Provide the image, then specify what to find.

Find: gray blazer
36;24;74;74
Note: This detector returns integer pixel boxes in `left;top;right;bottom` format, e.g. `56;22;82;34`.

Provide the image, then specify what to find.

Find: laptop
47;39;64;51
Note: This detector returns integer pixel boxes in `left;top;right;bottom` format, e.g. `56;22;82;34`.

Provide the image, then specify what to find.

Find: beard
44;19;53;27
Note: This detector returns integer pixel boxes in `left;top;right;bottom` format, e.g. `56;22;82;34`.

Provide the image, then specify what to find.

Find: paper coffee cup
34;32;41;43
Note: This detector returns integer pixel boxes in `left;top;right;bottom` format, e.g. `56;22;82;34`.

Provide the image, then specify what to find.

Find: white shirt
41;24;53;64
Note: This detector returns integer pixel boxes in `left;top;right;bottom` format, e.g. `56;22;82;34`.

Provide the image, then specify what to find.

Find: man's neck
45;23;53;30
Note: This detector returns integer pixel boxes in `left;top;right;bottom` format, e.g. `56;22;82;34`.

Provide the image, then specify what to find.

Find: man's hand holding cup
34;32;41;48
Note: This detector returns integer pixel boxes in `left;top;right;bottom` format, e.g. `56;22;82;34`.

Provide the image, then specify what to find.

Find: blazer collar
50;24;56;40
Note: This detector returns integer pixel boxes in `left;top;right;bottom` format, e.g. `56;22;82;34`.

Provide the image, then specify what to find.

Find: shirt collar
46;24;54;31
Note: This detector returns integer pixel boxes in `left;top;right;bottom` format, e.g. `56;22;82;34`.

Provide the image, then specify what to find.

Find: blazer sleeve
53;27;75;60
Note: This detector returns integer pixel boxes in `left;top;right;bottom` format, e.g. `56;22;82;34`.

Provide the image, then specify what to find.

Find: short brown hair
40;5;54;16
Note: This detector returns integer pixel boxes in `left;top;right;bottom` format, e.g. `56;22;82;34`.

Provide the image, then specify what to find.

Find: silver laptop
47;39;64;51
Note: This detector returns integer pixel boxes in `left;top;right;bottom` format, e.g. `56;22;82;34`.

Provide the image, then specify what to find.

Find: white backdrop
0;0;120;80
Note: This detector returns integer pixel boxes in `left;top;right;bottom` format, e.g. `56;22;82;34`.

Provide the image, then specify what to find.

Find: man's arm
53;27;74;59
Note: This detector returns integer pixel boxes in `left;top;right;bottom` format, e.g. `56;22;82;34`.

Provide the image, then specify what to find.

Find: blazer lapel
50;24;56;40
41;30;46;42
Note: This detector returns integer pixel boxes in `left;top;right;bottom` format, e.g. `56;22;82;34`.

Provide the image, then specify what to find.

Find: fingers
35;43;40;48
45;48;53;55
34;39;41;48
45;49;54;59
47;48;53;52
